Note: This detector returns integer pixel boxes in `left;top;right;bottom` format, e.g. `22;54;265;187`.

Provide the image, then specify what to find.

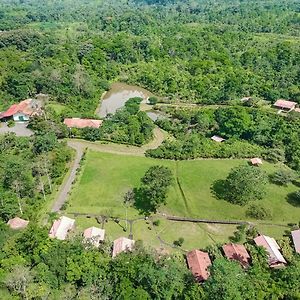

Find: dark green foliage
173;237;184;247
148;96;158;105
82;127;101;142
134;165;173;214
270;168;298;186
215;165;267;206
246;204;272;220
100;98;154;145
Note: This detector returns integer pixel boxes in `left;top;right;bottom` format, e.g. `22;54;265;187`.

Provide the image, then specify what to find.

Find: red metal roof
291;229;300;254
64;118;103;129
7;217;29;230
112;237;135;258
186;250;211;282
222;243;250;268
0;99;35;119
254;235;286;268
274;99;297;110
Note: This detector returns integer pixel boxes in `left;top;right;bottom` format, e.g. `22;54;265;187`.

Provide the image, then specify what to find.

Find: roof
254;235;286;267
186;250;211;281
83;226;105;247
0;99;37;119
291;229;300;254
112;237;135;258
211;135;225;143
274;99;297;110
241;97;252;102
7;217;29;230
64;118;102;129
49;216;75;240
222;243;250;268
250;157;262;165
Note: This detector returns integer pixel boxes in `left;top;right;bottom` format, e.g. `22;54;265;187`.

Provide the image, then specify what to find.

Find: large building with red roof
64;118;103;129
273;99;297;111
222;243;250;268
186;250;212;282
0;99;41;122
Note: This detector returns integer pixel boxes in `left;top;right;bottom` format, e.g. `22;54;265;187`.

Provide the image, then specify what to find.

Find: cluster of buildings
187;232;300;282
6;216;135;258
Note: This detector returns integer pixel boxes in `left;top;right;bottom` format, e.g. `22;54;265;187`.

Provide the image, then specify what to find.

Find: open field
66;151;300;249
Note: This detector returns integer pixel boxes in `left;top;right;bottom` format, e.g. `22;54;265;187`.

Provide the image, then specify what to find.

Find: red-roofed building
64;118;102;129
83;226;105;247
291;229;300;254
0;99;41;121
274;99;297;111
186;250;211;282
49;216;75;240
222;243;250;268
254;235;286;268
7;217;29;230
112;237;135;258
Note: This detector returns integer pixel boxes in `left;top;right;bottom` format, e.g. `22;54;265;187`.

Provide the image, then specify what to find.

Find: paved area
0;122;33;137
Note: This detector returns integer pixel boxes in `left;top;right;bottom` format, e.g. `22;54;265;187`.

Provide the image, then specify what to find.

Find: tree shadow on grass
286;192;300;207
211;179;228;201
133;188;155;216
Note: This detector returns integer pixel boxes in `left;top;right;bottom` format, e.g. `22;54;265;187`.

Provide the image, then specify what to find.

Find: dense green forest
0;0;300;299
0;0;299;115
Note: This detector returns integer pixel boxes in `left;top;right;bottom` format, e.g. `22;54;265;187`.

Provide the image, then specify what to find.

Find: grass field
66;151;300;249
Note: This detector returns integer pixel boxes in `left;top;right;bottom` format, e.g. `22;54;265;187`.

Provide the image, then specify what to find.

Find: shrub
7;120;15;127
148;96;158;105
246;204;272;220
270;168;297;186
153;219;160;226
173;237;184;247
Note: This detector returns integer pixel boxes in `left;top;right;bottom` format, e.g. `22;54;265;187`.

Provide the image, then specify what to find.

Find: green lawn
66;151;300;248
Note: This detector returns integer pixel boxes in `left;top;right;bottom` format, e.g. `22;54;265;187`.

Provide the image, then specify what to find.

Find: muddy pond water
97;82;152;118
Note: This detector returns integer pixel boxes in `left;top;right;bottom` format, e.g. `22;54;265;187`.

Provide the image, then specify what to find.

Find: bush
246;204;272;220
153;219;160;226
7;120;15;127
173;237;184;247
270;168;297;186
148;96;158;105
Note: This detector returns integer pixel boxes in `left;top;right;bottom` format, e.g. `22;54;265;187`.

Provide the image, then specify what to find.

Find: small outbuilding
241;96;252;102
49;216;75;240
186;250;211;282
112;237;135;258
83;226;105;247
64;118;102;129
274;99;297;111
254;235;286;268
291;229;300;254
7;217;29;230
211;135;225;143
250;157;263;166
222;243;250;268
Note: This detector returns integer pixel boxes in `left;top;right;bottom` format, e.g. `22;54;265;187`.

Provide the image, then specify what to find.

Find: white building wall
13;113;30;122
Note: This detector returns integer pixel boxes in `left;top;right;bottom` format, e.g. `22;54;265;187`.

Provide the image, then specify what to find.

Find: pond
97;82;152;118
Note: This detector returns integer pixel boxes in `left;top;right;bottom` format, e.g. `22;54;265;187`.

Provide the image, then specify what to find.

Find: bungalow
254;235;286;268
273;99;297;111
222;243;250;268
186;250;211;282
64;118;102;129
0;99;41;122
7;217;29;230
83;226;105;247
250;157;263;166
291;229;300;254
211;135;225;143
49;216;75;240
112;237;135;258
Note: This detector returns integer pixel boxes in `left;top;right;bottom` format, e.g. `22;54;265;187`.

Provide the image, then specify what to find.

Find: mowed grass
67;151;300;246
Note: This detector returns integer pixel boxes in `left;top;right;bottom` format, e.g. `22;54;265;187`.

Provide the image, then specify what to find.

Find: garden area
65;150;300;249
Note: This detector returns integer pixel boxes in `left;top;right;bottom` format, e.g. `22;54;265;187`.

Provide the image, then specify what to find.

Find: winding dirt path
50;127;165;212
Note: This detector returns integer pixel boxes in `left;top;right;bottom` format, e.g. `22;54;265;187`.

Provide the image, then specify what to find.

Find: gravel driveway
0;122;33;137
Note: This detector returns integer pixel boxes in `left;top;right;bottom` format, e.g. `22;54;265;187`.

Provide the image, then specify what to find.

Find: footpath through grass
66;151;300;247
